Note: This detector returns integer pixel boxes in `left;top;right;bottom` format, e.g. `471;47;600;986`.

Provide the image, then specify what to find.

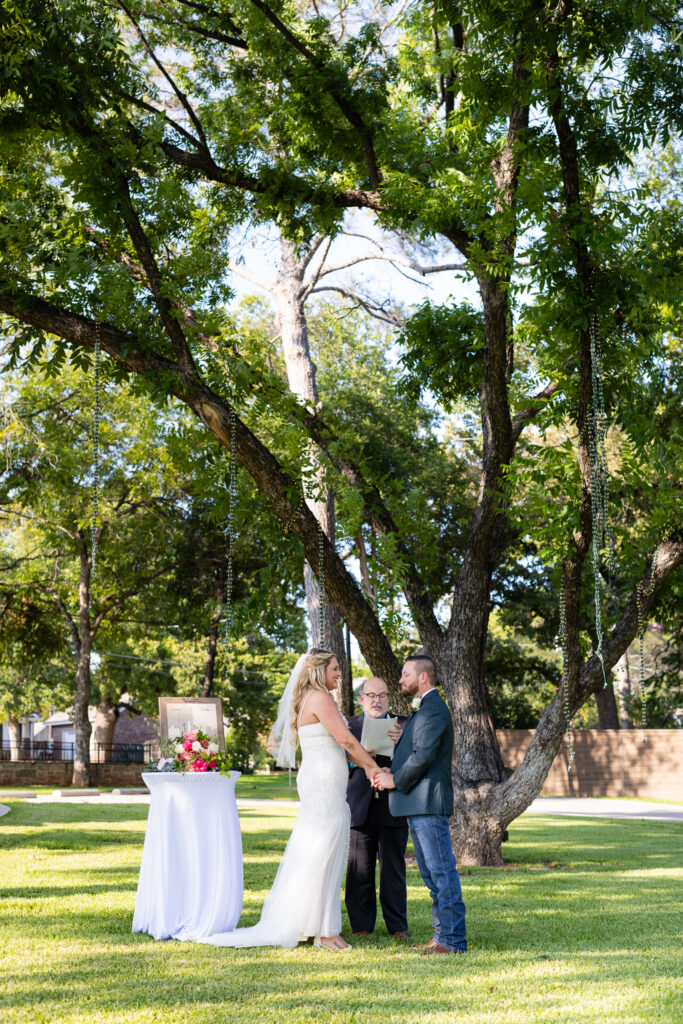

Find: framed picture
159;697;225;750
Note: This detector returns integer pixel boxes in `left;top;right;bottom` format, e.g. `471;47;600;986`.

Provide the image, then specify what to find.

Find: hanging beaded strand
559;578;575;771
222;405;237;676
636;545;660;735
317;519;326;649
587;306;616;687
90;324;102;584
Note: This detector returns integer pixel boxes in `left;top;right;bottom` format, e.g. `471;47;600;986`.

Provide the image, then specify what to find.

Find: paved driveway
524;796;683;822
1;793;681;821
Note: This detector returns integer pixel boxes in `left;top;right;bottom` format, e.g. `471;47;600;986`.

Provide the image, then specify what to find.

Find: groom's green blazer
387;689;454;818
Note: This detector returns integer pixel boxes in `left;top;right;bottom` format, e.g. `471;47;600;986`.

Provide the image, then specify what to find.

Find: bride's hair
291;648;336;735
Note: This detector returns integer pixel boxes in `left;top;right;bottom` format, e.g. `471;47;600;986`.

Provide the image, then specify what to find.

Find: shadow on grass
3;944;680;1023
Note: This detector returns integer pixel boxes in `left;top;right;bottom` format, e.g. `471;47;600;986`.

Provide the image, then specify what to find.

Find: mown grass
0;799;681;1024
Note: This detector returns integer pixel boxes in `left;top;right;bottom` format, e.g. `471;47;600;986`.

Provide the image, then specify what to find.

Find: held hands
371;768;395;791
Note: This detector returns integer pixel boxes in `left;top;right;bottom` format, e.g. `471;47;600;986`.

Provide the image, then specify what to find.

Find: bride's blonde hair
291;648;336;735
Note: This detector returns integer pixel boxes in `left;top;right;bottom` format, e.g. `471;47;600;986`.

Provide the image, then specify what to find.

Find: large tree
0;0;681;860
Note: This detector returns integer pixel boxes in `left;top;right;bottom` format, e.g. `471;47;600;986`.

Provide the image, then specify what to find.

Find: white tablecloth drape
132;771;243;941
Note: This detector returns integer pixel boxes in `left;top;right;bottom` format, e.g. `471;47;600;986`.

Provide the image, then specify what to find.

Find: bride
200;648;381;951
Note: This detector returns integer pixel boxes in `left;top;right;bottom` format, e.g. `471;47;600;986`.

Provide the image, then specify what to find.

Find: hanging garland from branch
636;545;662;733
587;309;616;687
317;519;326;648
558;577;575;771
90;324;102;588
222;404;237;677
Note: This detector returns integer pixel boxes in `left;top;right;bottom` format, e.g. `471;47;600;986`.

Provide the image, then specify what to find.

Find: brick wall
496;729;683;800
0;760;145;788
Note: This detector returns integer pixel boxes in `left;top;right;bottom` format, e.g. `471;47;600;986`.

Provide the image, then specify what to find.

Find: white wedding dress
200;721;351;948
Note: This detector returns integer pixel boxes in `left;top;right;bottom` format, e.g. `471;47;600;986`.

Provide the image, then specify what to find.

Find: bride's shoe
320;935;352;952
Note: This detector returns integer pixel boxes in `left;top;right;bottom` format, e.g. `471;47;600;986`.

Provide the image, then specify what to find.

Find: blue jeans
409;814;467;951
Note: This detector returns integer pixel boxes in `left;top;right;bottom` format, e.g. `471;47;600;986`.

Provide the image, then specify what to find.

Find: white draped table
132;771;243;941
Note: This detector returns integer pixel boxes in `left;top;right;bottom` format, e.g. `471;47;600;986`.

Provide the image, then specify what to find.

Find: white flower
411;696;422;711
209;742;219;754
175;743;184;754
156;757;174;771
191;740;202;752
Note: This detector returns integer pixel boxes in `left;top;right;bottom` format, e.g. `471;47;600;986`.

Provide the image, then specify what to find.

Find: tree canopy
0;0;681;860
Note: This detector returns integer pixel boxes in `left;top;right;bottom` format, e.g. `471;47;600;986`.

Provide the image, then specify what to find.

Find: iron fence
0;740;158;763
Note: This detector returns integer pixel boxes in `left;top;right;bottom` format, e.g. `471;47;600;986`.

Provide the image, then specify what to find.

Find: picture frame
158;696;225;750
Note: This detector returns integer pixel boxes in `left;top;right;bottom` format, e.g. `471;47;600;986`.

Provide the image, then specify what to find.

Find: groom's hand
372;769;395;790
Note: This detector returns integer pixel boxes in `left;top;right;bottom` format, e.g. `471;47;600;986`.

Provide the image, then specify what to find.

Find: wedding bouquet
148;730;232;774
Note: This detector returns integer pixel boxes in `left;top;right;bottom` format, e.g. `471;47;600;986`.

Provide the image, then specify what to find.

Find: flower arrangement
149;730;232;774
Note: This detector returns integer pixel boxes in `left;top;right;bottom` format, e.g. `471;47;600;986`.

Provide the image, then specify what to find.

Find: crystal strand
90;324;101;584
223;405;236;676
559;579;575;772
636;546;660;736
588;309;610;686
318;519;325;648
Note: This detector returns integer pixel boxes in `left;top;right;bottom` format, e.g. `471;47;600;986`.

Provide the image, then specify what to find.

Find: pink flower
201;740;209;750
182;740;193;751
208;759;216;768
193;760;208;772
185;731;198;742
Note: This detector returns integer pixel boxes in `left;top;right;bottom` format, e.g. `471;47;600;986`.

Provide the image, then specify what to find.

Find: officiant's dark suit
344;687;409;937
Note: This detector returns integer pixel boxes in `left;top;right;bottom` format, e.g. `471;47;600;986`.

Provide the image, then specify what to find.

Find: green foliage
0;0;681;752
399;300;485;406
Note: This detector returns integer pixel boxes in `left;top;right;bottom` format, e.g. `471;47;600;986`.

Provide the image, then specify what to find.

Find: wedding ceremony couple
200;648;467;955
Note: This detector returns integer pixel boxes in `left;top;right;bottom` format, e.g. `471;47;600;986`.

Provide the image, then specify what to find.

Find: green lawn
0;773;298;800
0;800;681;1024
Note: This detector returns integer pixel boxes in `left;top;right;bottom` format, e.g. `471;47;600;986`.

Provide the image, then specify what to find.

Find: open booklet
360;715;398;758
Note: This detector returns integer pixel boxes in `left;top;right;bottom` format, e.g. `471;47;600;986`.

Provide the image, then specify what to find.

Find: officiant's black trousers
345;799;409;934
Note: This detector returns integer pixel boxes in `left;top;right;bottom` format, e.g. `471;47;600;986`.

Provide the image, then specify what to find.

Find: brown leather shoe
391;931;410;941
352;930;372;936
412;938;438;950
422;942;466;956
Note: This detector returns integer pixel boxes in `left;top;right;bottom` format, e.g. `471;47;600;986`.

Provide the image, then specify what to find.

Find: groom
373;655;467;955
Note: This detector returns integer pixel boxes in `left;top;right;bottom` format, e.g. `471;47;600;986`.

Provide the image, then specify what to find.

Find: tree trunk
92;698;119;762
273;237;351;712
73;638;93;785
595;682;620;729
613;651;634;728
202;567;227;697
72;533;93;787
7;715;21;761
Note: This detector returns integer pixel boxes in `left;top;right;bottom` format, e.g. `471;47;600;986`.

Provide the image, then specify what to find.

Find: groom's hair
404;654;437;685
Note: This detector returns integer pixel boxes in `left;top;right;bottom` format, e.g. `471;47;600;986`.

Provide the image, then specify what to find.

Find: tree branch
245;0;382;187
116;0;210;152
85;225;219;352
117;88;204;150
115;176;197;372
495;537;683;825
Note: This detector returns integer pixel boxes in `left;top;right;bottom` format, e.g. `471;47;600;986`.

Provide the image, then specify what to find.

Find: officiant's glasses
363;691;389;702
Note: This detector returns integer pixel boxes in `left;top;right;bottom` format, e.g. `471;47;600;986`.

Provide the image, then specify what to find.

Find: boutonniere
410;696;422;713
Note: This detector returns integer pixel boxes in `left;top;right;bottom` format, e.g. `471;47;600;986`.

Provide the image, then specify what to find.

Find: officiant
345;677;409;939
